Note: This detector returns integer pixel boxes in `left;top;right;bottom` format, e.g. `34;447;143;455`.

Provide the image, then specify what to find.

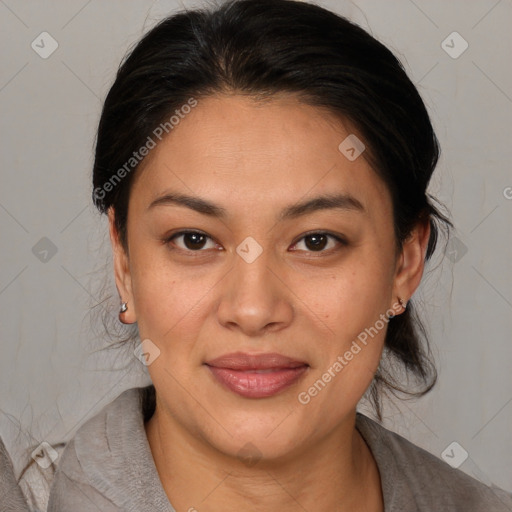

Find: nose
216;247;294;337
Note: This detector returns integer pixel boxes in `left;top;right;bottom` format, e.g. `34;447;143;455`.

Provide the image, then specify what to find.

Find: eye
164;230;346;254
290;232;346;253
165;231;219;252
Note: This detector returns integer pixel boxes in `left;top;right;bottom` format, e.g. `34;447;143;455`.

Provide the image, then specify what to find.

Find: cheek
297;256;393;336
294;255;392;399
297;293;389;423
129;250;217;343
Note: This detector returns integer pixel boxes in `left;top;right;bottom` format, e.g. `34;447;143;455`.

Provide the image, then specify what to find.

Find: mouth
204;352;309;398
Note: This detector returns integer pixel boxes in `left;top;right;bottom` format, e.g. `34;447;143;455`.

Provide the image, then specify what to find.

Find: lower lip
206;365;308;398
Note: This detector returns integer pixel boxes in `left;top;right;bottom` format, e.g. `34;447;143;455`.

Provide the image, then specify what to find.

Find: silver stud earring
120;302;128;314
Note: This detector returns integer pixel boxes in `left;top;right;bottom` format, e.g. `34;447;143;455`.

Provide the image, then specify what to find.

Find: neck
145;402;383;512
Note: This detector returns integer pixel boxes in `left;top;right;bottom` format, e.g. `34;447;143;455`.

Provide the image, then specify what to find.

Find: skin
109;93;430;511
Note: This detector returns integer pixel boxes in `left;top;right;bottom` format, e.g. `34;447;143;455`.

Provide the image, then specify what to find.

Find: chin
195;406;312;464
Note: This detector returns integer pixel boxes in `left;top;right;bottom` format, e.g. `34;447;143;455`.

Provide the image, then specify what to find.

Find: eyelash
163;230;347;255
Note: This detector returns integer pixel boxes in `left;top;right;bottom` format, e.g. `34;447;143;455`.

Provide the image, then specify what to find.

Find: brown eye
167;231;217;251
291;232;346;253
304;234;329;251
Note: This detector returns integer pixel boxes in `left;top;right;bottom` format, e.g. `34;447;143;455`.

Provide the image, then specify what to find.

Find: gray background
1;0;511;494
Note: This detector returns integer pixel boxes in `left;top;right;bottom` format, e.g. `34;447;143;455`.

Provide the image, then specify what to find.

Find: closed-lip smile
205;352;309;398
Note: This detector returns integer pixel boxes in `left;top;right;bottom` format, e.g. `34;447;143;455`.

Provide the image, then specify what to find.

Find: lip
205;352;309;398
205;352;308;370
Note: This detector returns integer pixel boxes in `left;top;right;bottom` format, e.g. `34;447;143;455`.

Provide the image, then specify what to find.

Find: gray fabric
0;437;30;512
356;414;512;511
47;388;172;512
17;442;66;512
47;386;512;511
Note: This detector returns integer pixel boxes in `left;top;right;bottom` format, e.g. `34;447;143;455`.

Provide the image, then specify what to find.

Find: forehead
131;93;392;220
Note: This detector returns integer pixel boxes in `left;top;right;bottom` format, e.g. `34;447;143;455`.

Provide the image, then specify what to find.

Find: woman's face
110;93;427;461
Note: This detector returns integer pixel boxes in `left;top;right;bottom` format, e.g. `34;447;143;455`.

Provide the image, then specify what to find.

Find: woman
47;0;512;510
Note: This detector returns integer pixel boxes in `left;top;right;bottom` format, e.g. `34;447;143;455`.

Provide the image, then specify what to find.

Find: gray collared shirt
47;386;512;511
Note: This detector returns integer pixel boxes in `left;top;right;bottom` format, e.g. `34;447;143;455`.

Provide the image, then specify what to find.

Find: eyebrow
147;191;365;220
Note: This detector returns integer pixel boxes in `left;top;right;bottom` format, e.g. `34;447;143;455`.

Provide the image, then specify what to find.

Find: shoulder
47;386;159;512
356;413;512;512
53;386;143;481
46;437;120;512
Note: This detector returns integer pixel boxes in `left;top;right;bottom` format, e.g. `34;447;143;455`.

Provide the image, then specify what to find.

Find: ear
391;219;431;311
108;207;137;324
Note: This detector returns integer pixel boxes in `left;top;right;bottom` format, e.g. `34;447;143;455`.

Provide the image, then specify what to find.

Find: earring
399;297;408;310
120;302;128;314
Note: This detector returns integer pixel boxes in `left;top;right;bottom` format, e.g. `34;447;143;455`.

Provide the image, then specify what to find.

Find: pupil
182;234;328;251
306;234;327;251
185;233;206;250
